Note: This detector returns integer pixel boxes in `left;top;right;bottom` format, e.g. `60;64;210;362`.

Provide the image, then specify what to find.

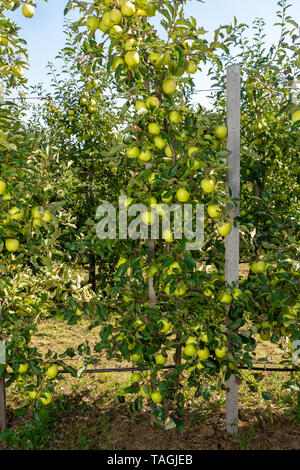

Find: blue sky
8;0;300;105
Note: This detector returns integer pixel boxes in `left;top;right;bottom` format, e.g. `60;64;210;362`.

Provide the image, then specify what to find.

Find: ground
1;318;299;450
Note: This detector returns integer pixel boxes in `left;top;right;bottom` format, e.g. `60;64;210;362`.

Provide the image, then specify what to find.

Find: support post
0;303;7;432
225;64;241;436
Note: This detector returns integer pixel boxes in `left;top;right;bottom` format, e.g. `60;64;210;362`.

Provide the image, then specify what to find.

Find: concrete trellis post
225;64;241;435
0;303;7;432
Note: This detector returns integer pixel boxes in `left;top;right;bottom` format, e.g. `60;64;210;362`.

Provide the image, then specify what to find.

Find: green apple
148;172;158;184
124;51;140;68
102;12;113;28
167;261;182;275
260;331;270;341
121;1;136;16
184;344;197;357
217;222;232;236
149;52;165;67
215;346;226;359
214;125;228;140
46;365;59;379
5;238;19;252
147;196;157;206
8;207;23;220
251;261;266;273
139;149;152;162
187;159;201;171
18;363;29;374
176;188;190;202
135;100;147;115
186;336;196;345
151;390;163;403
125;38;137;50
148;123;160;135
112;55;124;70
110;25;123;39
154;136;166;149
39;391;52;405
41;210;51;223
201;178;215;193
127;336;136;351
32;206;43;219
292;110;300;124
164;145;173;158
162;229;173;242
117;257;127;268
162;78;177;95
126;146;140;159
141;211;155;225
12;65;24;78
155;353;166;365
220;292;232;304
140;385;152;397
169;111;181;123
186;60;198;74
131;353;141;362
207;205;221;218
199;331;208;343
0;36;8;47
146;96;160;109
232;288;243;300
203;288;213;297
197;346;210;360
22;4;34;18
86;16;99;31
159;319;172;333
131;372;142;383
0;180;6;194
28;390;38;400
110;8;123;24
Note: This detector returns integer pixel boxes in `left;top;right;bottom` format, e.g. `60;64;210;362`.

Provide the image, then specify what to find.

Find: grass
1;318;299;450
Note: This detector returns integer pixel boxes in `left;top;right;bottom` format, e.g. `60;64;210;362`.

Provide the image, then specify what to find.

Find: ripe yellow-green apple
0;36;8;47
126;146;140;159
203;287;213;297
46;365;59;379
149;52;165;67
215;346;226;359
0;181;6;194
31;206;42;218
176;188;190;202
28;391;38;400
131;353;141;362
22;4;34;18
220;292;232;304
186;336;196;344
232;288;243;300
12;65;24;77
141;211;155;225
187;159;201;172
110;8;123;24
155;353;166;365
147;265;158;277
41;210;51;223
5;238;19;252
197;346;210;360
102;12;113;28
250;261;267;273
217;222;232;236
148;172;158;184
162;78;177;95
201;178;215;193
147;196;157;206
169;111;181;123
117;257;127;268
140;384;151;398
18;363;29;374
260;331;270;341
123;294;133;303
167;261;182;275
131;372;142;383
161;191;172;203
214;125;228;140
153;136;166;149
111;55;125;71
127;336;136;350
159;319;172;333
199;331;208;343
207;205;221;218
121;1;136;16
292;110;300;124
146;96;160;109
139;149;152;162
135;100;147;115
186;60;198;74
86;16;99;31
125;38;137;50
39;392;52;405
164;145;173;158
110;25;123;39
124;51;139;68
184;344;197;357
196;362;204;370
151;390;163;403
148;123;160;135
163;229;173;242
33;218;42;227
188;146;199;158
